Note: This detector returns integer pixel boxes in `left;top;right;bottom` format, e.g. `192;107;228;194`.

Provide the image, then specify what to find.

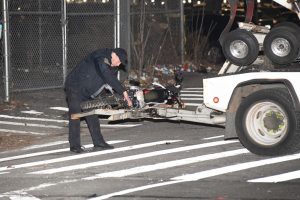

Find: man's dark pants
65;87;105;148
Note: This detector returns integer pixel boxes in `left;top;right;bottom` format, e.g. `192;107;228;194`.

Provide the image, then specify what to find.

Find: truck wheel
222;29;259;66
203;41;225;65
263;25;300;65
80;94;125;111
235;89;300;156
274;22;300;32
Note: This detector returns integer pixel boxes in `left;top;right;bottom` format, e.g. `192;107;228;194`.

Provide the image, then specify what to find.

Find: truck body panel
203;72;300;112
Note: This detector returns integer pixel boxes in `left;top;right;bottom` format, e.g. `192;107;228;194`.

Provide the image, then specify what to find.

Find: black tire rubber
80;94;125;111
273;22;300;32
235;88;300;156
263;24;300;65
222;29;259;66
203;41;225;65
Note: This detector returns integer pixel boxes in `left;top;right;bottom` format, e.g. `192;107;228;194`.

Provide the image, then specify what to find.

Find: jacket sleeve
97;63;126;95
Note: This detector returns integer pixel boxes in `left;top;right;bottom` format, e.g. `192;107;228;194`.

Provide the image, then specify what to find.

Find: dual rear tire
222;29;259;66
221;22;300;66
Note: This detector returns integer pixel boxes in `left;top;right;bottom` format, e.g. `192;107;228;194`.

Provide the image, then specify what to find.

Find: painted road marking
183;103;202;106
203;135;224;140
180;87;203;106
183;88;203;90
0;140;181;172
30;140;238;175
248;170;300;183
90;180;186;200
0;192;41;200
3;140;298;200
180;91;203;93
21;110;44;115
22;141;69;150
0;129;48;135
0;115;68;123
99;124;142;128
0;140;127;163
84;148;248;180
180;94;203;97
0;121;63;129
0;123;139;136
91;152;300;200
181;98;203;101
0;141;240;199
0;115;140;128
50;107;68;111
172;153;300;181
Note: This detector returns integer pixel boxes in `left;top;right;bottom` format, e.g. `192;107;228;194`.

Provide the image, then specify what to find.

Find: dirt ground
0;133;41;152
0;100;39;152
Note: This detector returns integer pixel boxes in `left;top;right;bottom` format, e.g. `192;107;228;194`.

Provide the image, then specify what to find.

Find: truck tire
80;94;125;111
222;29;259;66
203;41;225;65
235;88;300;156
263;24;300;65
274;22;300;32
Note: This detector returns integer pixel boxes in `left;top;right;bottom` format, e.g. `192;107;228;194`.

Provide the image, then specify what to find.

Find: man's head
111;48;128;68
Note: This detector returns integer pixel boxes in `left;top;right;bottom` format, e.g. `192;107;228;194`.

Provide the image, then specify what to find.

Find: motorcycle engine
128;86;145;108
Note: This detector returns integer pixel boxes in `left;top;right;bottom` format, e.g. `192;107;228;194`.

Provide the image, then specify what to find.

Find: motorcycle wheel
80;94;125;111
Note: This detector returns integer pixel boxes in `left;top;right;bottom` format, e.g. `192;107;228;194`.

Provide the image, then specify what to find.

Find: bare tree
131;0;180;80
186;1;217;67
131;0;152;79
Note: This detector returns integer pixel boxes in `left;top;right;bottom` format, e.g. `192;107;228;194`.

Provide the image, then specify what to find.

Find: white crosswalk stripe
0;140;127;163
0;114;142;136
0;140;181;172
180;87;203;108
1;138;300;199
83;148;248;180
248;170;300;183
180;94;202;97
90;152;300;200
29;140;237;175
172;153;300;181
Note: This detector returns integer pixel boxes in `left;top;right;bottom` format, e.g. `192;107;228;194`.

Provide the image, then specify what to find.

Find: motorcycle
80;75;184;111
127;80;184;109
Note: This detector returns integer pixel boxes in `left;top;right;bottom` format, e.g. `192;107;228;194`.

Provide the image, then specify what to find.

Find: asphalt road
0;72;300;200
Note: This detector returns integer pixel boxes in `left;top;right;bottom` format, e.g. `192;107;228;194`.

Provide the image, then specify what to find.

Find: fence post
180;0;184;64
3;0;10;102
118;0;130;81
114;0;120;49
114;0;121;80
61;0;67;85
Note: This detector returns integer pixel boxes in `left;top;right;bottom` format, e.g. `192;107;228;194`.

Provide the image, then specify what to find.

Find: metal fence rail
0;0;183;102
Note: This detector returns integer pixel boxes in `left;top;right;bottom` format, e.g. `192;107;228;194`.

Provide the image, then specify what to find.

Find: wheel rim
245;101;288;146
271;38;291;57
229;40;248;59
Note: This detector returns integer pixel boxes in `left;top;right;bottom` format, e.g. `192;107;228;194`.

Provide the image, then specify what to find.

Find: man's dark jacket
65;48;125;100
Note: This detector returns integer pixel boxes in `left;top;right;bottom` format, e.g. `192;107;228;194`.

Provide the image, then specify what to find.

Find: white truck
73;0;300;156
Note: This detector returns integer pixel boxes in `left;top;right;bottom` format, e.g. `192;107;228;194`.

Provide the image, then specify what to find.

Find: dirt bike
80;80;184;111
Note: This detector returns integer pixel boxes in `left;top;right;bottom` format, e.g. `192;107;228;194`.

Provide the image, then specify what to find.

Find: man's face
111;52;121;67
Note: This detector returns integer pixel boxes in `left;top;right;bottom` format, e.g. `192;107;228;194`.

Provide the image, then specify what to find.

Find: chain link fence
0;0;183;102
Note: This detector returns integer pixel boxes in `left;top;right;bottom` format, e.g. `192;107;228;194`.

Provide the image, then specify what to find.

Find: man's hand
123;91;133;107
